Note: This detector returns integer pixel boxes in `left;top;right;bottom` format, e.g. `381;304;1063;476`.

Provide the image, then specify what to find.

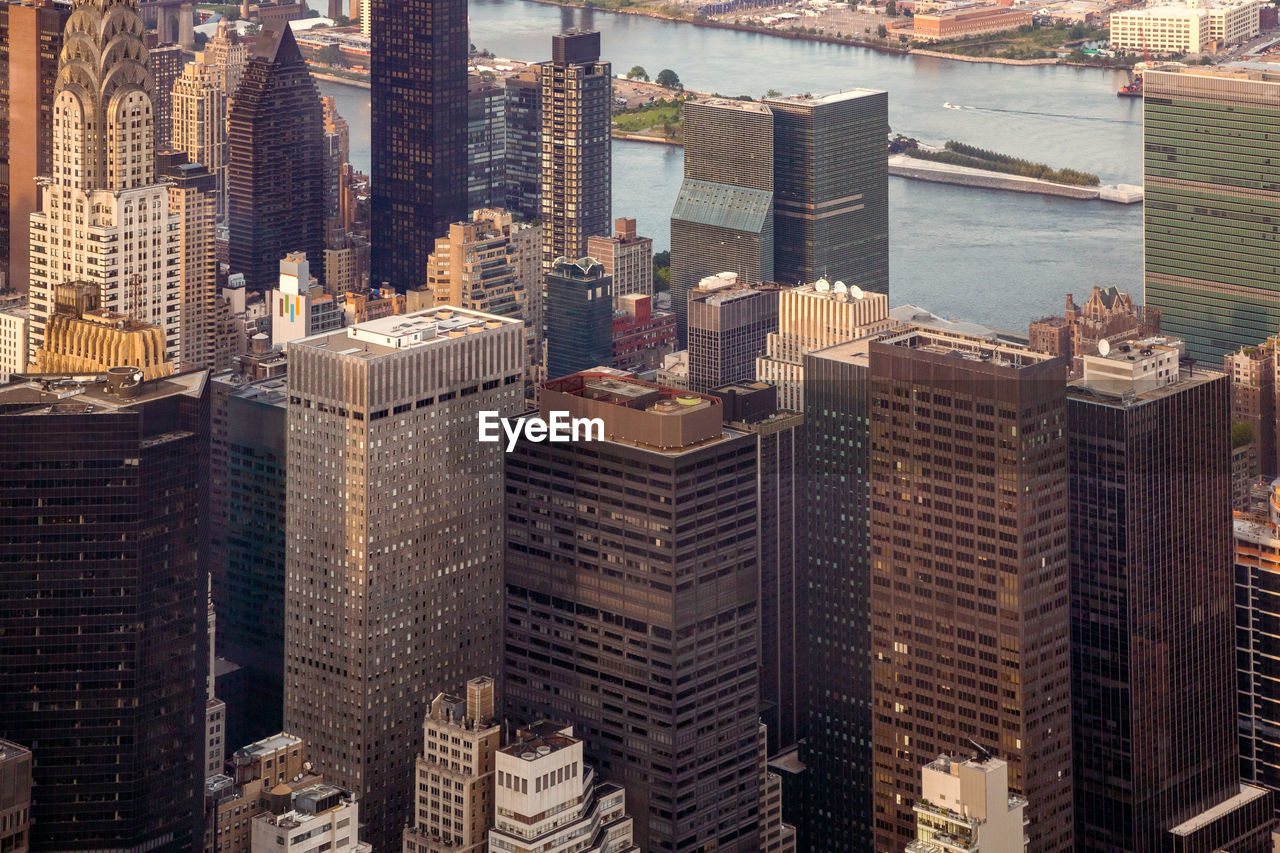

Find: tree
627;65;650;81
653;251;671;291
316;44;346;67
885;0;896;14
877;23;888;37
244;21;261;35
333;13;351;25
765;88;782;97
656;68;682;89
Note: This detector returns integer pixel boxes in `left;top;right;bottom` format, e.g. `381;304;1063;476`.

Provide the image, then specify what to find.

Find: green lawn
613;100;684;136
929;23;1105;59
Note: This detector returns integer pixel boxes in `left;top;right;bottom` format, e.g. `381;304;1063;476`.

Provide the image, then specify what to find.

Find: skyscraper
755;278;891;411
505;372;762;853
504;68;541;221
670;98;774;344
467;72;506;212
149;42;184;149
0;369;209;852
228;20;325;292
544;256;613;379
284;309;525;853
800;336;876;851
1070;338;1276;852
539;30;611;268
711;381;805;757
203;17;247;100
1;0;70;295
687;273;781;394
1144;68;1280;361
210;366;288;751
27;0;183;362
171;60;227;221
159;149;218;370
868;327;1074;853
370;0;467;289
1236;480;1280;804
764;90;888;293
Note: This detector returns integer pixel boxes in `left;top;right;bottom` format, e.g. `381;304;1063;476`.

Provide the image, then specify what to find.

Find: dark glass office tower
867;328;1074;853
539;30;611;268
504;68;542;221
670;98;774;345
0;371;209;852
210;372;288;750
545;256;613;379
712;382;805;757
227;21;325;292
765;90;888;294
370;0;467;289
505;373;762;853
1144;69;1280;362
1070;341;1275;852
798;340;874;852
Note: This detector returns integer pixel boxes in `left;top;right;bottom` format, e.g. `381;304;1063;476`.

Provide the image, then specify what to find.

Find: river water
317;0;1145;330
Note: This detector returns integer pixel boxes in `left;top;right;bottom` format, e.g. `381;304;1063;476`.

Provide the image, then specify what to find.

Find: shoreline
310;70;370;89
514;0;1130;68
887;154;1142;202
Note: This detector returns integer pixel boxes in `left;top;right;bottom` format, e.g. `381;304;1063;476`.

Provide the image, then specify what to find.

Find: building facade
284;309;525;853
907;755;1026;853
670;98;775;344
228;21;326;292
687;273;781;394
370;0;467;289
28;0;183;362
489;721;639;853
503;67;541;221
0;302;29;376
544;256;613;379
425;210;528;320
34;281;172;379
588;217;654;306
0;370;209;852
539;31;611;268
612;293;675;373
764;90;889;295
1;0;69;295
249;785;370;853
160;150;219;370
467;73;506;212
402;678;501;853
171;60;228;221
1225;340;1278;481
504;373;762;853
1236;481;1280;805
868;328;1074;853
0;740;31;853
755;278;891;411
1144;68;1280;361
799;338;876;851
1071;340;1276;853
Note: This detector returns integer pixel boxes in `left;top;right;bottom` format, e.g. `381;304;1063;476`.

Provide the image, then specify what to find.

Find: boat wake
943;102;1138;124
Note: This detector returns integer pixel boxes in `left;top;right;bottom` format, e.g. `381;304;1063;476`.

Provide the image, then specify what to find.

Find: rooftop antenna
967;738;994;761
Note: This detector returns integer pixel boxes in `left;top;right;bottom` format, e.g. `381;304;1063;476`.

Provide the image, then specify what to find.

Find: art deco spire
52;0;156;191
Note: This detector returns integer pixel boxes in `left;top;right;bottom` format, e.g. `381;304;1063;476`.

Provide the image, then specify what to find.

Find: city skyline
4;2;1280;852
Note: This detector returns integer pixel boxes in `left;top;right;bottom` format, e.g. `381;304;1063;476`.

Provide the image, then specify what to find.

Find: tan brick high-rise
284;308;525;853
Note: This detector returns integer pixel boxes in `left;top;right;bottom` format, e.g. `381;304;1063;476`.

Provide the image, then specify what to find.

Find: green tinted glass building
1144;69;1280;362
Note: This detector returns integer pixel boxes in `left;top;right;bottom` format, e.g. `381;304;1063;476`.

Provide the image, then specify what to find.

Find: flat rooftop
295;306;520;358
765;88;886;106
694;97;773;114
502;732;578;760
241;732;302;756
0;370;207;413
878;327;1054;370
1169;784;1270;836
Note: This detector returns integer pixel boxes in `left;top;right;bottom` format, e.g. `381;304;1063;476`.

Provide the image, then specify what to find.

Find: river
316;0;1145;331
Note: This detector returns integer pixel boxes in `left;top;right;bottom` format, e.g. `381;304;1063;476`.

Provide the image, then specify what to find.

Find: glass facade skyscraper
371;0;468;289
1144;69;1280;362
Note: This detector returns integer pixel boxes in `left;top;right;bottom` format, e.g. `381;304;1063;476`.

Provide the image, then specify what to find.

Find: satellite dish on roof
1098;339;1111;357
850;285;864;300
833;281;848;294
814;278;830;292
